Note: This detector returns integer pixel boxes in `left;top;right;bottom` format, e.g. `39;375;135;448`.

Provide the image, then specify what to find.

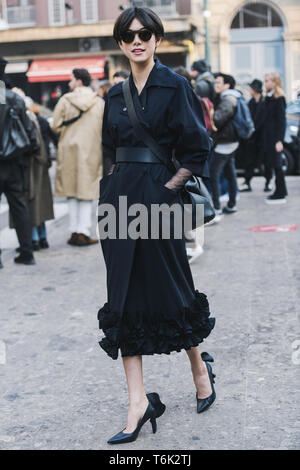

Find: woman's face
265;76;275;92
119;18;161;65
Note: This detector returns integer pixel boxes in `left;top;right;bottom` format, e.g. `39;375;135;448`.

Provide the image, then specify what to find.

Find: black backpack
0;101;32;161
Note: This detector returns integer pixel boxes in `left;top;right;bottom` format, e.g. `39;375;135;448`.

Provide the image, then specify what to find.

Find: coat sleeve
51;97;66;134
274;96;286;143
213;96;236;130
16;96;38;151
102;99;116;167
168;79;211;177
253;100;266;131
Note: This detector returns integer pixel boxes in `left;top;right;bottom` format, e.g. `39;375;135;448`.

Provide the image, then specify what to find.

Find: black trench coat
98;59;215;360
262;94;286;167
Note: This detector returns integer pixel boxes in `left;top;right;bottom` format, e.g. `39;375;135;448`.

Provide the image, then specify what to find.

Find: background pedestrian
263;73;288;204
51;68;105;246
240;79;266;192
190;59;215;101
210;73;240;216
113;69;130;85
9;90;54;251
0;57;37;266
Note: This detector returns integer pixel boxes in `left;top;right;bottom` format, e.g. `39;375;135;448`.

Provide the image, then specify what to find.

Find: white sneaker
265;197;287;204
219;194;229;203
205;209;223;226
186;245;204;264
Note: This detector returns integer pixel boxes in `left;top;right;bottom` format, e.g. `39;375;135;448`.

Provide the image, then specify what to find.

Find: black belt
116;147;171;164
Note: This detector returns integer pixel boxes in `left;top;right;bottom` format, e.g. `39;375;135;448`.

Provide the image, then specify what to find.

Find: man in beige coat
52;68;105;246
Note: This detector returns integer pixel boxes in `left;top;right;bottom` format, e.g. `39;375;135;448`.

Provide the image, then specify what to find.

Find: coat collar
109;59;178;98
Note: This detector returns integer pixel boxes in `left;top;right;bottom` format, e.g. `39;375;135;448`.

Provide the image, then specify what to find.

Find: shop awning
27;57;106;83
6;62;29;74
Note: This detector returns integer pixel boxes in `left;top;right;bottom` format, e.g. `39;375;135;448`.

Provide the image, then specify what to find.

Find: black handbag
122;79;215;228
0;105;31;161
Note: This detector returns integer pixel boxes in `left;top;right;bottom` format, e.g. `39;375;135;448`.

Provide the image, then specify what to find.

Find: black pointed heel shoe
107;401;157;445
147;392;166;418
196;352;216;414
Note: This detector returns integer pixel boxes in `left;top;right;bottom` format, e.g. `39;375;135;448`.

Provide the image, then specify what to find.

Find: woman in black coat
97;7;215;444
263;73;288;203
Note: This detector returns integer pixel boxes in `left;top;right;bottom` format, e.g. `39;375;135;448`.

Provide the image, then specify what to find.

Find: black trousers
243;137;263;184
210;150;238;210
264;151;288;197
0;161;33;254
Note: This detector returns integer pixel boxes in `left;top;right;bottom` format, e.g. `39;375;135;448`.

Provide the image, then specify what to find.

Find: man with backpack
0;57;37;266
210;73;244;215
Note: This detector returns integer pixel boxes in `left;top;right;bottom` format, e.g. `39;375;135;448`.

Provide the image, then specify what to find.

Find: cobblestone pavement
0;177;299;450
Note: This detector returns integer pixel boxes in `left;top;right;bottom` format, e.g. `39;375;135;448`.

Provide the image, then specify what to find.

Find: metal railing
131;1;177;16
6;5;36;27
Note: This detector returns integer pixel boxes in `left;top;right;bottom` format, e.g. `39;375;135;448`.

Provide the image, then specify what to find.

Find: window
264;44;281;69
131;0;176;16
48;0;65;26
1;0;36;27
231;2;282;29
81;0;98;24
235;46;251;69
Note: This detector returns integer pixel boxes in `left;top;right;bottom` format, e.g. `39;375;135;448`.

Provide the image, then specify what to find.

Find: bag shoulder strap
122;78;175;172
62;110;84;127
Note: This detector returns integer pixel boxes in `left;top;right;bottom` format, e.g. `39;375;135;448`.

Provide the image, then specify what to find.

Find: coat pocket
148;172;179;205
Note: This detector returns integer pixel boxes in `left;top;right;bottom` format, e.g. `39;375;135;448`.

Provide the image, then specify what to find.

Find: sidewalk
0;176;299;450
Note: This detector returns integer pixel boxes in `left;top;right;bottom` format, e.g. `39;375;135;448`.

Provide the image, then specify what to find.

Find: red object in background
27;57;106;83
249;224;299;233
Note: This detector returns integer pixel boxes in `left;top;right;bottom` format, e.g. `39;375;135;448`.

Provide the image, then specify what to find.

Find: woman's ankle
192;363;207;378
129;395;148;408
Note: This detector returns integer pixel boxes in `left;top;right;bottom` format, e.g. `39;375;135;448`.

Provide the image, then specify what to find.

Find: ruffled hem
97;290;215;360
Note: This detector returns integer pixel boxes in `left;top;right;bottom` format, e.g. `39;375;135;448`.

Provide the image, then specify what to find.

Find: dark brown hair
174;67;192;83
72;68;91;87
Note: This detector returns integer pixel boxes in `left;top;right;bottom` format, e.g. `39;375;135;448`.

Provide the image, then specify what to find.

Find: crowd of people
0;53;289;268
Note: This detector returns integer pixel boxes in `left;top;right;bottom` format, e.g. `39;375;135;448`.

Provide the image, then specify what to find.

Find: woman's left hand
275;141;283;153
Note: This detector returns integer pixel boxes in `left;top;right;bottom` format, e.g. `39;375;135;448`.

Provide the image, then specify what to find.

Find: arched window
231;2;282;29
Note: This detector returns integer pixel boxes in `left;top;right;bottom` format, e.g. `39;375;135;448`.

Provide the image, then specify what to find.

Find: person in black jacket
263;73;288;203
240;79;266;192
191;59;215;101
0;57;36;266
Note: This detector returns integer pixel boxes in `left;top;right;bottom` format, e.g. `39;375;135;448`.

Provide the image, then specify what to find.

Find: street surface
0;176;299;450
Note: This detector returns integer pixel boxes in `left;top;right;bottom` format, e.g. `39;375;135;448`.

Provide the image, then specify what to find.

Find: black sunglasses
120;28;153;44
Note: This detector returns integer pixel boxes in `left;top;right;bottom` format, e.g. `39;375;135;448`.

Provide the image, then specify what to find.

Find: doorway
230;2;285;86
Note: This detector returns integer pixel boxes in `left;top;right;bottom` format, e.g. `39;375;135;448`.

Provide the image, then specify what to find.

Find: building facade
192;0;300;99
0;0;299;101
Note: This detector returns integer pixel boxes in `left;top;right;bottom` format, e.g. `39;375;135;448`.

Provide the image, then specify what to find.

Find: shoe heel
150;417;157;434
156;402;166;417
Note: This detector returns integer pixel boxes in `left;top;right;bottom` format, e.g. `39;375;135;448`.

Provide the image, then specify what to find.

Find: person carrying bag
97;6;216;446
0;56;37;265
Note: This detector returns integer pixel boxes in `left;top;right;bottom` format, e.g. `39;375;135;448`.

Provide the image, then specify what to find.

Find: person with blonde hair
263;73;288;203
